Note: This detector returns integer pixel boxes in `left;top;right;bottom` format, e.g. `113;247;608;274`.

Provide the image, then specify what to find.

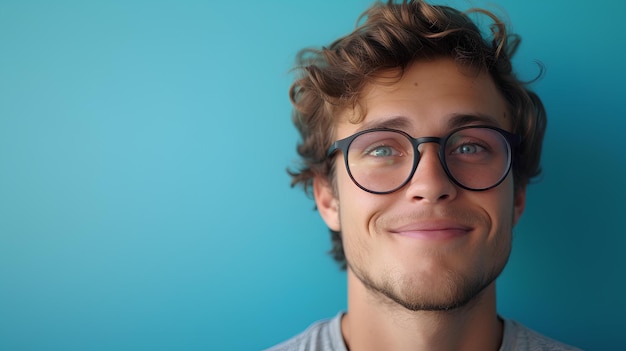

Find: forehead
337;59;510;138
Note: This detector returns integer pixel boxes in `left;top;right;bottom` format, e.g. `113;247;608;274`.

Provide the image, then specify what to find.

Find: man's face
314;58;526;311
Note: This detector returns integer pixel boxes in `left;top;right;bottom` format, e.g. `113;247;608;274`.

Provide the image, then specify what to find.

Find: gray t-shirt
265;313;583;351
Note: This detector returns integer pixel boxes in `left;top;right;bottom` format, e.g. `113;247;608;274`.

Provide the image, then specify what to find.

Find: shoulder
264;313;346;351
501;318;584;351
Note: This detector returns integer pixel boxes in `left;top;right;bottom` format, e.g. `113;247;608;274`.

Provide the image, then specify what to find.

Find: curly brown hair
288;0;547;269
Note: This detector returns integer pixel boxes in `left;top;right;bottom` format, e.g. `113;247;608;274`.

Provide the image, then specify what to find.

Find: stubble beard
346;237;512;312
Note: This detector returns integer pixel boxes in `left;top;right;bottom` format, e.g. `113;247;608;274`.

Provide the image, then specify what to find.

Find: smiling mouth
389;222;472;240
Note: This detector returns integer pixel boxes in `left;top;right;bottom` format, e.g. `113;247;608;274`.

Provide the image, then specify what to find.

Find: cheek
485;176;517;242
337;185;372;233
335;170;388;257
470;178;516;270
465;175;516;241
336;164;393;227
501;177;517;225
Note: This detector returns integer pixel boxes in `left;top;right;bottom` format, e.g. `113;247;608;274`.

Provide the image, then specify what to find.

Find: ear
512;185;526;226
313;177;341;232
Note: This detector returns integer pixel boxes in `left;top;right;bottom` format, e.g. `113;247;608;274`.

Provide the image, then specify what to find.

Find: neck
341;269;503;351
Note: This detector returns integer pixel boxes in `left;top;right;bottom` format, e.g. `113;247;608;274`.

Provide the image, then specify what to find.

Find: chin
391;273;496;312
350;255;507;312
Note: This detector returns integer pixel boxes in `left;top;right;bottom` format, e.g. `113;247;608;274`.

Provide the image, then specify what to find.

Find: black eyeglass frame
326;125;521;194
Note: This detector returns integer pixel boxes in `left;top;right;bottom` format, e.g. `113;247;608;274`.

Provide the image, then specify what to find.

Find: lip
389;220;472;240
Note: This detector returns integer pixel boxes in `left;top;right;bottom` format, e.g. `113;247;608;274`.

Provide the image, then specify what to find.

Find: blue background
1;0;624;350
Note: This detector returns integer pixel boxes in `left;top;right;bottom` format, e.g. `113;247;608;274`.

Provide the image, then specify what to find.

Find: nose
404;143;457;203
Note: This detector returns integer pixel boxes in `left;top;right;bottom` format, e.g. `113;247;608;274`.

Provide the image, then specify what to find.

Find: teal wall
1;1;624;350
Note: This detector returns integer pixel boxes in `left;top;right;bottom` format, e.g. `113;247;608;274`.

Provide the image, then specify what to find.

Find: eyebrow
357;113;502;133
357;116;413;132
447;113;502;129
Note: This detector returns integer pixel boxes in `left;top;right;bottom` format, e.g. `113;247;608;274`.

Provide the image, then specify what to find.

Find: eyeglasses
327;125;520;194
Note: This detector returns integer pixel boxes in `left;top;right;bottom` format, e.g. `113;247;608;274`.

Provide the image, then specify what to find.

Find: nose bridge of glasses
409;136;448;180
412;136;444;155
404;135;457;198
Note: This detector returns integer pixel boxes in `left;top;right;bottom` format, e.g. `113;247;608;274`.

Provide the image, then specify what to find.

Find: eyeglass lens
345;128;511;193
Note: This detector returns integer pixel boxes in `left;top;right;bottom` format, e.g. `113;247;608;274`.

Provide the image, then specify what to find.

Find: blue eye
369;146;396;157
456;144;484;154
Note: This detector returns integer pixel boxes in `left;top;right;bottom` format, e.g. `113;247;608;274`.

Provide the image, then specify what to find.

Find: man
268;1;581;350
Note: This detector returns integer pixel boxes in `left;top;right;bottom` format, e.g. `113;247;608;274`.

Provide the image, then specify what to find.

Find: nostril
439;194;450;200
